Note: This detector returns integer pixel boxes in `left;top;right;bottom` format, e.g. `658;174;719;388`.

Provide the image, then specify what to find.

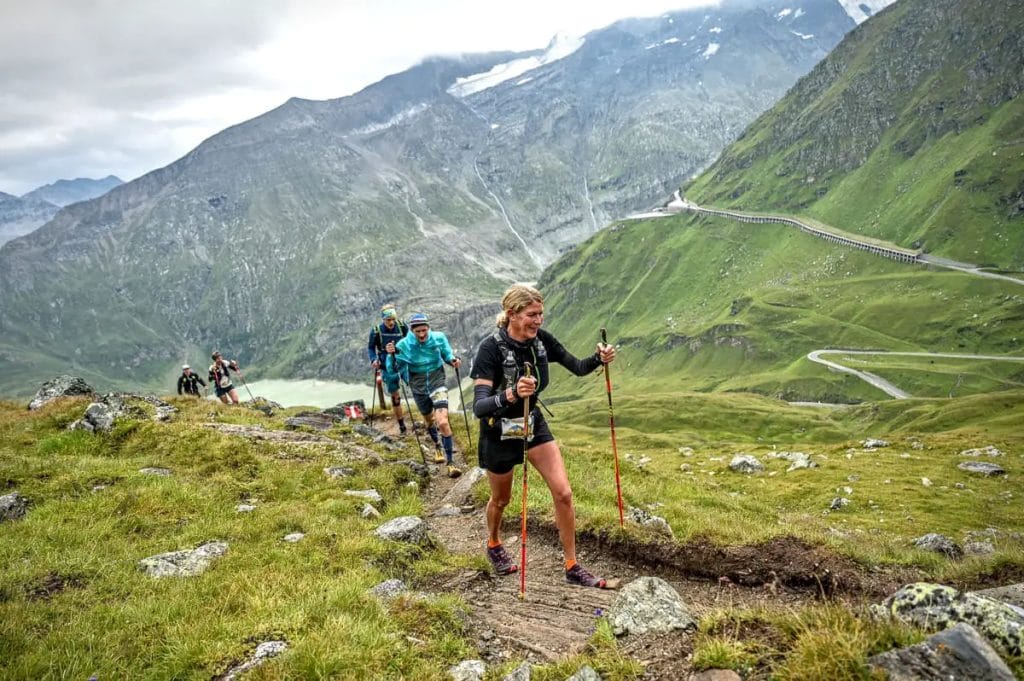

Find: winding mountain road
806;350;1024;399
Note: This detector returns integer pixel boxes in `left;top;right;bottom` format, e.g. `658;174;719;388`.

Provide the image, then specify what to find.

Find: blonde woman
470;284;616;587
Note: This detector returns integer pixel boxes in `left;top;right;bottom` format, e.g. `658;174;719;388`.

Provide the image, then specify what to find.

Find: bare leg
486;470;515;544
527;440;576;563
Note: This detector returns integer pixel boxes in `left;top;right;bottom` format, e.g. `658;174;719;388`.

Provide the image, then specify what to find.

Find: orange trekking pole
519;362;533;601
601;329;625;528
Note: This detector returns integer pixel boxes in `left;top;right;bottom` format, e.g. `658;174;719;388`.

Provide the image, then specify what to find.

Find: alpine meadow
3;0;1024;680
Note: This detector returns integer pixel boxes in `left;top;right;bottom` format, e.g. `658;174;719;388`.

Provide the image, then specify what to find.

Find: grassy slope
684;0;1024;271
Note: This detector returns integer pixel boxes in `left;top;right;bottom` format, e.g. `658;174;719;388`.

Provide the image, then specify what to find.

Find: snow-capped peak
447;33;584;98
836;0;898;25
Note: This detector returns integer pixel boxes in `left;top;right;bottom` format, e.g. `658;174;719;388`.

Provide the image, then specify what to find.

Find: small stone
236;504;256;513
830;497;850;510
921;477;932;487
361;504;382;519
958;461;1006;476
139;467;172;476
282;533;305;543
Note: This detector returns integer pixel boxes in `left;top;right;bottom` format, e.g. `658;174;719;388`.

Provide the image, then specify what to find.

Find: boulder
913;533;962;559
958;461;1006;476
0;491;28;522
607;576;696;637
565;666;602;681
28;375;95;410
375;516;429;545
627;506;674;538
868;622;1014;681
285;412;341;431
139;540;229;578
345;489;383;504
728;454;764;474
871;583;1024;655
449;659;485;681
369;578;407;600
500;661;531;681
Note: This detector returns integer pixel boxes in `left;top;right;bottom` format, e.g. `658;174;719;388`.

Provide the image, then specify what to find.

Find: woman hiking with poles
470;284;617;589
208;350;241;405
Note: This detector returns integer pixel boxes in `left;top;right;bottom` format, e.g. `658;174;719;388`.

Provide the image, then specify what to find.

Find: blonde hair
496;284;544;328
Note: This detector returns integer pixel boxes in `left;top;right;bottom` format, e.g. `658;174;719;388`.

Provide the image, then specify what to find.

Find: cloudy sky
0;0;719;195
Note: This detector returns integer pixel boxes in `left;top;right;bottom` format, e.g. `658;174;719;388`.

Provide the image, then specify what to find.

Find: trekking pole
233;363;257;403
452;361;474;452
368;367;379;427
394;353;427;465
519;362;533;601
600;329;625;528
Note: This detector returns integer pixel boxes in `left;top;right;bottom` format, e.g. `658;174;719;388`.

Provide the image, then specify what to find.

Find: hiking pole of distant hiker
600;328;625;528
233;362;257;403
519;362;533;601
452;359;474;451
368;367;379;427
395;352;427;465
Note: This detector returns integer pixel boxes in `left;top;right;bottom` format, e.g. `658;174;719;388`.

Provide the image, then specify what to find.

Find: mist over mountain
21;175;123;208
0;0;874;395
0;192;58;248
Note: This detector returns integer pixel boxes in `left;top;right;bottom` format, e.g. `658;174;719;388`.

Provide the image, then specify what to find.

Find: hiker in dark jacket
208;351;241;404
470;284;616;588
367;303;409;435
177;364;206;397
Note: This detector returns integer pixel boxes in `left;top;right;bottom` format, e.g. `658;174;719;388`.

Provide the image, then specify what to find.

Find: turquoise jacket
389;330;455;382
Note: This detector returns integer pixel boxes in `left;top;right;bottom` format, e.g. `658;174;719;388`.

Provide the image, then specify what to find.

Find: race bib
218;374;231;389
500;415;535;441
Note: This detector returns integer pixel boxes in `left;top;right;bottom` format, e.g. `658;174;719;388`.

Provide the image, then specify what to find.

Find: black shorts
477;409;555;475
215;384;235;397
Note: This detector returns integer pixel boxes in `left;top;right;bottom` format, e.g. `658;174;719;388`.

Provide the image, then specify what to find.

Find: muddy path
373;416;910;677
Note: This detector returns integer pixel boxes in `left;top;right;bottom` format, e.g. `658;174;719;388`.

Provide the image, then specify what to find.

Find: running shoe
447;464;462;479
486;544;518;575
433;447;445;464
565;563;607;588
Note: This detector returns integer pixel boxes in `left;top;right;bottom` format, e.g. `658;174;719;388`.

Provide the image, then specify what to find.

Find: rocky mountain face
0;1;871;394
0;192;58;247
22;175;123;207
685;0;1023;269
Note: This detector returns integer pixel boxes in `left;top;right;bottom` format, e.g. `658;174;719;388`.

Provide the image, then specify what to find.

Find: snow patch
702;43;720;59
347;103;428;136
448;33;584;97
837;0;897;25
645;37;681;50
791;30;814;39
515;76;533;85
776;8;793;19
794;8;805;18
709;26;722;33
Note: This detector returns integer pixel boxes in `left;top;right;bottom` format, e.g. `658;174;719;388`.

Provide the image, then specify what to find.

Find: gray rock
375;516;429;545
433;504;462;517
285;412;341;430
324;466;356;479
965;541;996;556
441;466;486;506
139;467;173;476
352;424;381;439
395;460;430;477
501;661;531;681
28;375;95;410
370;578;407;600
961;446;1005;457
84;402;117;432
67;419;94;432
0;491;28;521
958;461;1006;476
282;533;305;543
607;576;696;637
236;504;256;513
221;640;288;681
345;489;383;504
728;454;764;473
766;451;817;471
565;665;602;681
361;504;382;519
139;540;229;577
863;438;890;449
868;622;1014;681
830;497;850;510
626;506;674;538
973;584;1024;614
449;659;486;681
914;533;962;559
871;583;1024;655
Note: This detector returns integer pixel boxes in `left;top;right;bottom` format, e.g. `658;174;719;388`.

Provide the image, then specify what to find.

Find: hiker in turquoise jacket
389;313;463;477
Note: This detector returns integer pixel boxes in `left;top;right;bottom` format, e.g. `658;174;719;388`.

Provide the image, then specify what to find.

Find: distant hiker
367;303;409;435
470;284;617;587
208;351;241;405
176;364;206;397
389;312;463;478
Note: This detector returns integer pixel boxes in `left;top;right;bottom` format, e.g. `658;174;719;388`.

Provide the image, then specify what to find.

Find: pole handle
600;327;608;346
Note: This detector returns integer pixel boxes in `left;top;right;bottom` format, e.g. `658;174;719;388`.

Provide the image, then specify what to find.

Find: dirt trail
375;416;850;676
